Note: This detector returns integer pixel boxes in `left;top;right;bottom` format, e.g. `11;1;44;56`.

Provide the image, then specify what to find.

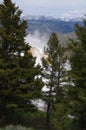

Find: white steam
25;30;49;64
25;30;48;51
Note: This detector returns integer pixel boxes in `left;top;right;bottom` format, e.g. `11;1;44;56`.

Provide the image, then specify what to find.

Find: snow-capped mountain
60;9;86;21
22;9;85;35
25;9;85;59
24;10;85;67
23;15;56;21
22;9;86;22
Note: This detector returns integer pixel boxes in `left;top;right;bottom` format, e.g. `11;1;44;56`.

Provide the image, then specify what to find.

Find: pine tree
42;33;67;127
0;0;43;125
68;20;86;130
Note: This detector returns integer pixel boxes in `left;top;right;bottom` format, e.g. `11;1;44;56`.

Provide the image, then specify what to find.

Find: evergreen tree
0;0;43;125
42;33;67;127
68;20;86;130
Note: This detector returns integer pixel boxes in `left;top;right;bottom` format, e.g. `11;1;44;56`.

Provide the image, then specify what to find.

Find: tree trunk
46;102;51;128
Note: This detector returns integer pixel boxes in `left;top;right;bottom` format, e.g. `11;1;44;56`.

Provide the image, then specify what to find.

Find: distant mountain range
24;16;83;35
59;9;86;21
22;10;86;35
24;11;85;63
27;19;82;34
23;9;86;21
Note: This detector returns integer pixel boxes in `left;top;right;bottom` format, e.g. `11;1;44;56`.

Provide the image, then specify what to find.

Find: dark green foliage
42;33;67;127
0;111;46;130
0;0;43;125
51;103;73;130
68;19;86;130
5;110;46;128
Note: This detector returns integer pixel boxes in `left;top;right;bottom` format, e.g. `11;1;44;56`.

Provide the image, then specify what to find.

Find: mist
25;30;49;64
25;30;49;51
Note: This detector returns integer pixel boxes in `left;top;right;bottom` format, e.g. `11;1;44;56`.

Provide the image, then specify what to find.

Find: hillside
24;15;83;35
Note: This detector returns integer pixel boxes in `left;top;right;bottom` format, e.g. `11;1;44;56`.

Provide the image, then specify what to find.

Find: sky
0;0;86;17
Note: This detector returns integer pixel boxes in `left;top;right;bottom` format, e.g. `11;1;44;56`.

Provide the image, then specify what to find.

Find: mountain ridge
26;17;83;35
22;9;86;22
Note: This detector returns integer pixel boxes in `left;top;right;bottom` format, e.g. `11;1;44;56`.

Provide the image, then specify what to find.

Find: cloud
0;0;86;17
0;0;85;9
13;0;86;17
13;0;85;8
